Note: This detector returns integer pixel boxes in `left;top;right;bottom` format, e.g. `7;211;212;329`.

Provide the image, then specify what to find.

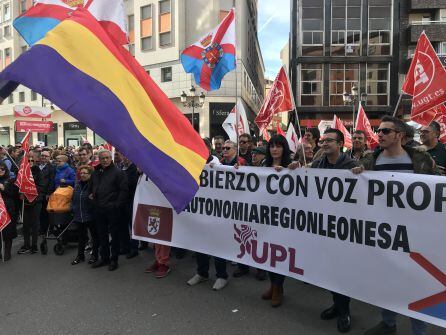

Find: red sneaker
155;264;171;278
144;262;159;273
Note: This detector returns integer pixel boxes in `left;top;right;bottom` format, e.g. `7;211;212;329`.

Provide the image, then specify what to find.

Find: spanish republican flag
0;9;208;212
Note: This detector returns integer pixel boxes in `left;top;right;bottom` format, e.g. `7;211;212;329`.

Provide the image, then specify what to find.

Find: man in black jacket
90;150;128;271
311;128;357;334
37;149;55;235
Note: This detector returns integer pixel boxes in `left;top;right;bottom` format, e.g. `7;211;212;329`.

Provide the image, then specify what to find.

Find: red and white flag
402;32;446;119
255;67;294;133
81;136;89;144
103;142;113;151
0;193;11;232
222;99;250;142
285;125;300;153
14;105;52;118
15;132;38;203
276;124;285;137
262;128;271;142
332;115;352;149
411;103;445;126
355;104;379;149
433;109;446;144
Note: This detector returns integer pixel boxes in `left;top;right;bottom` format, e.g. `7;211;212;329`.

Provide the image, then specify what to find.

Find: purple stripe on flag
0;45;198;212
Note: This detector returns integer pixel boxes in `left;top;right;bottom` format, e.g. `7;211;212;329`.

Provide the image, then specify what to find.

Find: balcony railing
410;0;446;10
409;21;446;42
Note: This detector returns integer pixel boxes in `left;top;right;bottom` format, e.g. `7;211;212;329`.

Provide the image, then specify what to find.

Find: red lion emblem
233;224;257;259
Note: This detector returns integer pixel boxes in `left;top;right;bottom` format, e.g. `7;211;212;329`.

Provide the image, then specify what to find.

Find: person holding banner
346;130;370;161
419;121;446;175
311;128;357;333
353;116;435;335
0;162;18;261
261;135;292;307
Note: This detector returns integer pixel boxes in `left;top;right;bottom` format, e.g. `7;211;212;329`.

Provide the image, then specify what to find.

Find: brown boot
3;239;12;261
271;284;283;307
261;285;273;300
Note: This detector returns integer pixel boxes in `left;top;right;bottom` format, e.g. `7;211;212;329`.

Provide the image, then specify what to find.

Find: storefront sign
15;120;53;133
14;105;52;118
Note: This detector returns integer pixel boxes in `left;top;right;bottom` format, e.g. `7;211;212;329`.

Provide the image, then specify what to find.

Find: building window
20;0;26;14
301;0;324;56
331;0;361;56
31;90;37;101
300;64;323;106
129;44;135;56
329;64;359;106
8;94;13;104
159;0;171;47
19;92;25;102
128;15;135;44
368;0;392;56
3;25;10;38
140;5;153;51
161;67;172;82
3;4;10;21
366;63;389;106
439;42;446;56
4;48;11;66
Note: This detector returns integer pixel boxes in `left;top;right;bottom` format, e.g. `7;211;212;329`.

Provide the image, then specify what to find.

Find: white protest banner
133;166;446;328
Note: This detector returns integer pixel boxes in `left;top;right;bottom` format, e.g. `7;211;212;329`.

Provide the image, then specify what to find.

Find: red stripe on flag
213;9;234;44
222;43;236;55
20;3;70;20
182;45;203;59
199;63;212;91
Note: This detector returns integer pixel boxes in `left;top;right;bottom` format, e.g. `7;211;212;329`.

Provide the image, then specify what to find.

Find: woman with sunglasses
17;153;45;255
261;135;292;308
0;161;19;261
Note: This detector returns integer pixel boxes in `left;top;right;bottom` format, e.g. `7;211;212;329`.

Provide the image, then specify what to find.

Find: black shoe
91;260;110;268
174;248;187;259
337;315;351;333
119;249;130;256
364;321;397;335
108;261;118;271
126;250;138;259
17;246;31;254
233;268;249;278
31;246;38;254
88;257;98;265
321;305;338;320
138;242;148;251
71;256;85;265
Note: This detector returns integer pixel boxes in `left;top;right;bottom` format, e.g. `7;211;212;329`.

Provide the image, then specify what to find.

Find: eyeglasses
319;138;337;144
239;140;249;144
223;147;233;151
377;128;398;135
28;160;34;163
352;137;364;141
418;130;431;135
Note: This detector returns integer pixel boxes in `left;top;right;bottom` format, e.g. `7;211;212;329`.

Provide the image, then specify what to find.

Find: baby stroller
40;185;78;255
40;212;78;255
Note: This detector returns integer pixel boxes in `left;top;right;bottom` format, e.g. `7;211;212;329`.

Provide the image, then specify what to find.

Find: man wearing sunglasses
353;116;435;335
238;133;253;165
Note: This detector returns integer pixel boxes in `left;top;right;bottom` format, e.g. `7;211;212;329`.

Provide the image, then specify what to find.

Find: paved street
1;238;446;335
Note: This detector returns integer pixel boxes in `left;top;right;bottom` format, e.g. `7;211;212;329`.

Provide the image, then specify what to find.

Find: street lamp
343;84;367;130
180;85;206;131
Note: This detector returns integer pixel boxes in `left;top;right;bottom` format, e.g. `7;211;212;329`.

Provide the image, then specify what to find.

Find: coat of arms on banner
147;208;161;236
133;204;173;242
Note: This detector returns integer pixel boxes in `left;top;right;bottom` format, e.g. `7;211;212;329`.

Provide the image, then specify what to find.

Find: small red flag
276;124;285;137
412;103;446;126
262;128;271;142
332;115;352;149
255;67;294;133
0;193;11;232
434;112;446;144
355;104;379;149
103;142;113;151
15;132;38;203
402;32;446;120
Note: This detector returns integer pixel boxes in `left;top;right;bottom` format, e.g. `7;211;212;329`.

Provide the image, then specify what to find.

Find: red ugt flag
332;115;352;149
255;67;294;133
0;192;11;232
355;104;379;149
402;32;446;118
15;132;38;203
434;109;446;144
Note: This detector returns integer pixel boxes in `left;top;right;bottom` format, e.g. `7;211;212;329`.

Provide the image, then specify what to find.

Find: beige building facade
0;0;265;146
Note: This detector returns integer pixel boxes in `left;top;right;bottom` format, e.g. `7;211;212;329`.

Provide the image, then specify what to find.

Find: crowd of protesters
0;116;444;335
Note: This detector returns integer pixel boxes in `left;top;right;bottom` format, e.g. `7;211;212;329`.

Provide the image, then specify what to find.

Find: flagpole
234;5;240;161
284;65;306;167
392;92;404;117
1;231;4;262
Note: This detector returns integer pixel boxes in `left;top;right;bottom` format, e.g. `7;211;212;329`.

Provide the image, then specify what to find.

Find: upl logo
414;52;435;98
233;224;304;276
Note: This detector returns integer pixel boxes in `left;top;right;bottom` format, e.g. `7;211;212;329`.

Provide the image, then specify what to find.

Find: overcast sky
258;0;290;80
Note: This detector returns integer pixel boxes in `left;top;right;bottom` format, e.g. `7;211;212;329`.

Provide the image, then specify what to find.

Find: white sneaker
212;278;228;291
187;274;208;286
